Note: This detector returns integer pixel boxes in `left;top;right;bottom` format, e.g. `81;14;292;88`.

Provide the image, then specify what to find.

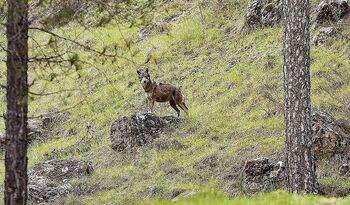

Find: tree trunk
5;0;29;204
282;0;318;193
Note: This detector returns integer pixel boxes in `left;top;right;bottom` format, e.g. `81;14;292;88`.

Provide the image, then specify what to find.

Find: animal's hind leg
169;99;180;117
178;103;189;115
183;102;189;111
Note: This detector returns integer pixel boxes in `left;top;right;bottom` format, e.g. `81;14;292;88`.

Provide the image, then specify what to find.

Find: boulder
313;27;338;46
316;0;349;24
242;158;284;193
244;0;282;31
21;112;72;144
28;119;45;143
28;174;73;205
311;111;350;160
41;112;71;131
110;113;179;152
31;160;93;182
28;160;93;204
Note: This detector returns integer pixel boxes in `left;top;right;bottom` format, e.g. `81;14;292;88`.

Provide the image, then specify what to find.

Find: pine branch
29;26;139;64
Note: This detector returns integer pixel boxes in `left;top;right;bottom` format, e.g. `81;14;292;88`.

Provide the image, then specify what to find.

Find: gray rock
28;159;93;204
313;27;337;46
316;0;349;24
31;160;93;182
27;112;72;144
244;0;282;31
242;158;284;193
110;113;179;152
41;112;71;131
28;119;45;143
311;110;350;160
28;174;73;205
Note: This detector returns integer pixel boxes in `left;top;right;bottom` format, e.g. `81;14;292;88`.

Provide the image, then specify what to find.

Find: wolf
137;67;189;117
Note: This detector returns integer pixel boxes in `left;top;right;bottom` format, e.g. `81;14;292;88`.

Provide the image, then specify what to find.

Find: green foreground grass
150;191;338;205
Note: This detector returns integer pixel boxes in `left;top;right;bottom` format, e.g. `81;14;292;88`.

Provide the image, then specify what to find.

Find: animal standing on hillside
137;67;189;117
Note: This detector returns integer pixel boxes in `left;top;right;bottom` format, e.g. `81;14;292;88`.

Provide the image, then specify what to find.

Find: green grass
148;191;337;205
0;0;350;204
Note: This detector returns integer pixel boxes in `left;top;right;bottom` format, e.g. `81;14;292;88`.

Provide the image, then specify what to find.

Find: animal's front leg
150;100;155;113
146;97;151;113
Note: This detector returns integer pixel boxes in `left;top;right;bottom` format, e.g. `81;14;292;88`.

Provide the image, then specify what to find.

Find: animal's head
136;67;151;87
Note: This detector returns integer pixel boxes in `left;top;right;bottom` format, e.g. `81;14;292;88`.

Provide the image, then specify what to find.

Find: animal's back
153;84;177;102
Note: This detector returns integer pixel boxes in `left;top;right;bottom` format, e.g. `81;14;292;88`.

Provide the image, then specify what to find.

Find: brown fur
137;67;189;117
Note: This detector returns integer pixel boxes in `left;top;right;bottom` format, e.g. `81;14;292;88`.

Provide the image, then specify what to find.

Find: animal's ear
146;68;149;73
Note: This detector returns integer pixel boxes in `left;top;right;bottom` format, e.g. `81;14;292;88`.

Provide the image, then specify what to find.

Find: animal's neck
143;80;156;93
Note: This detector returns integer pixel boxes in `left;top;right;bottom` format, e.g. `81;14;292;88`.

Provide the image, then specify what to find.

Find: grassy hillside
1;0;350;204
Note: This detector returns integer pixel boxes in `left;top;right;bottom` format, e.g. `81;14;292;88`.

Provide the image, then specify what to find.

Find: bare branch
29;26;139;65
29;88;79;96
0;42;7;52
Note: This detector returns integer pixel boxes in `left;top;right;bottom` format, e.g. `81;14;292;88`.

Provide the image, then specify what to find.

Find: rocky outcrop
242;157;284;193
31;160;93;181
316;0;349;24
244;0;282;31
28;160;93;204
311;110;350;160
110;113;179;152
28;174;73;205
313;27;338;46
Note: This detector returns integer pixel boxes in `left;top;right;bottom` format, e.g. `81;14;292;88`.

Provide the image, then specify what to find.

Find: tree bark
5;0;29;204
283;0;318;193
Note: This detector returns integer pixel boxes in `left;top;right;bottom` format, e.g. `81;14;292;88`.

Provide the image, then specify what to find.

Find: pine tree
283;0;318;193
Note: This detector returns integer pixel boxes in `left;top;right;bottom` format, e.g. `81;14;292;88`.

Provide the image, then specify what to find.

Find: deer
137;67;189;117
